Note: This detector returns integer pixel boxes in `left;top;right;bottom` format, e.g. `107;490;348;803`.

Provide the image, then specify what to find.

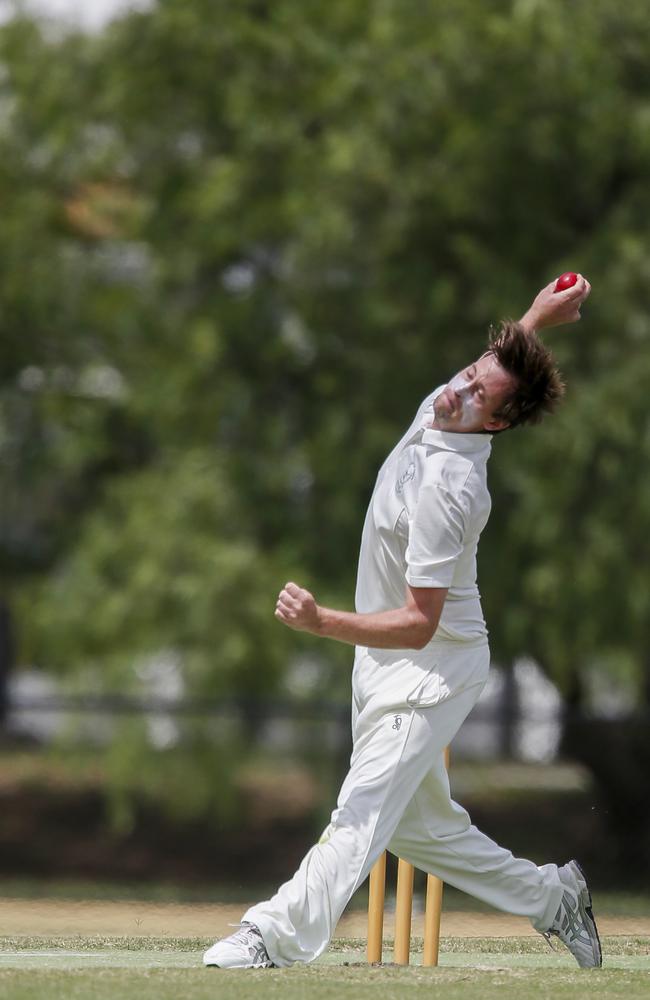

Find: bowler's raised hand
520;274;591;333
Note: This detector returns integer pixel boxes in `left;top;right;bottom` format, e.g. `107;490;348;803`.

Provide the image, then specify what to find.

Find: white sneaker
203;922;274;969
544;860;602;968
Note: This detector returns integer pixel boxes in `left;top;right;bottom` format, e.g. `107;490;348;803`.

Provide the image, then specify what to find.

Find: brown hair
488;321;565;429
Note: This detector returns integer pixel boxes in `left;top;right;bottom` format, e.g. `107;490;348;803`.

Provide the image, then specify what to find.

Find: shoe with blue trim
544;860;602;968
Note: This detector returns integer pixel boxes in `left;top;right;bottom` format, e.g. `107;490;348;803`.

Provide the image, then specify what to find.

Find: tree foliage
3;0;650;822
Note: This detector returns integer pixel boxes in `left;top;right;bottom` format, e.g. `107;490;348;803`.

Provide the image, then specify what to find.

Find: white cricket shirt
355;387;492;644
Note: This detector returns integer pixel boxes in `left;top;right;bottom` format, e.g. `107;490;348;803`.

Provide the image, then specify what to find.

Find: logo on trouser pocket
392;715;402;731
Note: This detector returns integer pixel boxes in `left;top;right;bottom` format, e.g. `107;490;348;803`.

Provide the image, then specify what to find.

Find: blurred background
1;0;650;913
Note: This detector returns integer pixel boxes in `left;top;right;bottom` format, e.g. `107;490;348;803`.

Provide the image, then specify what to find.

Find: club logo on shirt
392;715;402;731
395;462;416;495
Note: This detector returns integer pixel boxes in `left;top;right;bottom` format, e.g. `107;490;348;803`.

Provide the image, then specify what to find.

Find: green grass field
1;936;649;1000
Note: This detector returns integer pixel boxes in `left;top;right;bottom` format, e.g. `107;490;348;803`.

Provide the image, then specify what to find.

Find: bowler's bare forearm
275;581;447;650
310;605;437;649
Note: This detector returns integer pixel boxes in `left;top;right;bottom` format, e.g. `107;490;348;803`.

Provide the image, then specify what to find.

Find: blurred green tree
2;0;650;851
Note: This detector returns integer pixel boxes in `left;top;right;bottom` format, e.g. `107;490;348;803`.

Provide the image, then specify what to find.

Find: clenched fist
275;581;321;633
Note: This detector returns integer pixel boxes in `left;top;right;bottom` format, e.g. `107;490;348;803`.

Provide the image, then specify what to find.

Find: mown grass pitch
1;936;649;1000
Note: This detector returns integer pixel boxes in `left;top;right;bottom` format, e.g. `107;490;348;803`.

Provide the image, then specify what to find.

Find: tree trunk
0;599;14;733
561;714;650;879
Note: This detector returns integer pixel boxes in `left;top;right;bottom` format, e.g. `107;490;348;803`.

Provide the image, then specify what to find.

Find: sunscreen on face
445;372;482;429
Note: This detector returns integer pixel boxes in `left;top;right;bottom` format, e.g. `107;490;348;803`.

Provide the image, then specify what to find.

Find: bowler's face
433;353;515;433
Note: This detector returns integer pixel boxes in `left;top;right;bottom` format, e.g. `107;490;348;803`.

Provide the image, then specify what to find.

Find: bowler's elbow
408;614;440;650
405;585;447;649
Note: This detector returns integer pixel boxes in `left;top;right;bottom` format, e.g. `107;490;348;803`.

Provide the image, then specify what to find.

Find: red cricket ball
554;272;578;293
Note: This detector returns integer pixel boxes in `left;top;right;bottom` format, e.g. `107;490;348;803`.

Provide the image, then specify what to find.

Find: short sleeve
405;478;467;588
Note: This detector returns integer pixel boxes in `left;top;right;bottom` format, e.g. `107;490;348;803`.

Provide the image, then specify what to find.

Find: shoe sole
568;859;602;968
203;957;275;969
204;963;274;969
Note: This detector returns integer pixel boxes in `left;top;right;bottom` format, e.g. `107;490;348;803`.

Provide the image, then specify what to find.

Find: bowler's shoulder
422;450;474;491
422;450;490;514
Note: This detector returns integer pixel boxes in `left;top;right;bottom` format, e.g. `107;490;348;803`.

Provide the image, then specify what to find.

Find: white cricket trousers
243;640;564;967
